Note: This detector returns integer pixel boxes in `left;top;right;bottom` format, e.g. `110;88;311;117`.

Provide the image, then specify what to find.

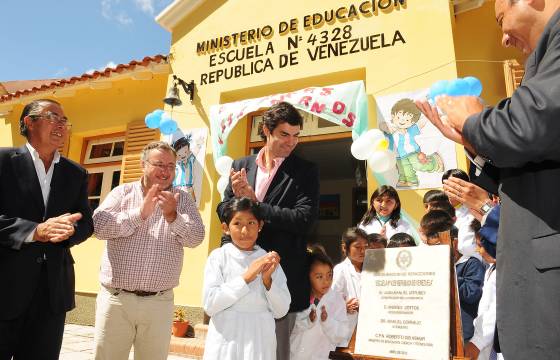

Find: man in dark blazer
0;99;93;360
416;1;560;358
217;102;319;360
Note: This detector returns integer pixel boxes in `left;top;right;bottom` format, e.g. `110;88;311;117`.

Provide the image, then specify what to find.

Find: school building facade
0;0;524;322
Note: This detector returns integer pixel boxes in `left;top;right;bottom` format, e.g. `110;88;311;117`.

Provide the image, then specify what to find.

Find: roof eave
156;0;206;32
0;57;169;106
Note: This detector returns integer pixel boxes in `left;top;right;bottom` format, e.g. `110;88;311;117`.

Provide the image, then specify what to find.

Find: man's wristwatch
479;202;494;215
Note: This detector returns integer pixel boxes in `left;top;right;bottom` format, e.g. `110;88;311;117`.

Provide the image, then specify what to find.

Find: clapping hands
230;168;257;201
141;184;180;223
243;251;281;290
309;305;328;322
35;212;82;243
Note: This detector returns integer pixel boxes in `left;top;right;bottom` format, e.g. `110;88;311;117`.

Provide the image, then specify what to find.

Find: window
87;165;121;211
84;137;125;164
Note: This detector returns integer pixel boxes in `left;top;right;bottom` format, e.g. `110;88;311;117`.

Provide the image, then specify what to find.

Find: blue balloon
428;80;449;101
159;117;178;135
446;78;470;96
145;109;164;129
464;76;483;96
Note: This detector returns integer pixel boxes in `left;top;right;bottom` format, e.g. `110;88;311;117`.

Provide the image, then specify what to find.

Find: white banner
209;80;368;161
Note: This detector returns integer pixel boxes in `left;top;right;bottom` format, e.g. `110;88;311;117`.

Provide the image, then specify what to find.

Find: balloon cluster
215;156;234;199
428;76;483;102
351;129;396;173
144;109;178;135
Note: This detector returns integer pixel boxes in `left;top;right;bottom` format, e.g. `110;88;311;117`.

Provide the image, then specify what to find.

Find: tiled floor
60;324;195;360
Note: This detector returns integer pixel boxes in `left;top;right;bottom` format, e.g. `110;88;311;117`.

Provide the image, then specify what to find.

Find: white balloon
215;156;234;176
217;176;229;199
350;129;386;160
368;150;397;173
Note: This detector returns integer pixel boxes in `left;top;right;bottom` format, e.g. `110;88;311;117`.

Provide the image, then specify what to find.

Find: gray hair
140;141;176;162
19;99;61;138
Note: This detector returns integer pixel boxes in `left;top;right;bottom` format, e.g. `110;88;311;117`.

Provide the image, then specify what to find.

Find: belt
119;289;168;297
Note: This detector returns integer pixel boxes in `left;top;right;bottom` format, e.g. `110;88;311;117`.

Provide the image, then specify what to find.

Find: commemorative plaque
354;245;450;360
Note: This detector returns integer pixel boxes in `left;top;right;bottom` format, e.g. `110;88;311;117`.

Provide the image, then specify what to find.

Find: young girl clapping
203;198;291;360
290;247;349;359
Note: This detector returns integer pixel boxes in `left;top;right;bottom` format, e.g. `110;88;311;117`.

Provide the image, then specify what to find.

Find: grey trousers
275;312;297;360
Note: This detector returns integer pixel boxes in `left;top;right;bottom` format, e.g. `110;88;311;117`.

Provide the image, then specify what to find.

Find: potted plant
172;308;189;337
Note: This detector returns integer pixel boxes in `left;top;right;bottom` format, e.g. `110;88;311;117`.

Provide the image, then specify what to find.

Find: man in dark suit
0;99;93;360
416;1;560;358
217;102;319;360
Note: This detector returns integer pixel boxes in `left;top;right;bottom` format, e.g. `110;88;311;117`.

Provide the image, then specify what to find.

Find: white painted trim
453;0;484;15
155;0;207;32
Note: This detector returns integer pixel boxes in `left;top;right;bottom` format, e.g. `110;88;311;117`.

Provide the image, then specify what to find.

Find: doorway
293;138;367;264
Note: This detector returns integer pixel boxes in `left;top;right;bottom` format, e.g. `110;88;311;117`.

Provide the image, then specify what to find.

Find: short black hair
442;168;470;182
387;233;416;248
428;200;456;219
19;99;61;138
367;233;387;248
172;136;191;151
420;210;454;239
221;197;262;224
307;244;334;270
258;102;303;141
341;227;369;251
470;218;482;233
423;190;448;204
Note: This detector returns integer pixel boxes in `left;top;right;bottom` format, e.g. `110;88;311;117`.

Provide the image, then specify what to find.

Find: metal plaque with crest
355;245;450;360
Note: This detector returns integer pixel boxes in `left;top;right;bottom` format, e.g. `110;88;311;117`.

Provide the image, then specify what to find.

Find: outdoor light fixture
164;75;195;106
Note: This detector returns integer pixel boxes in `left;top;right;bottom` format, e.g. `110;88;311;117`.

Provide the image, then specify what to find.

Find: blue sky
1;0;172;82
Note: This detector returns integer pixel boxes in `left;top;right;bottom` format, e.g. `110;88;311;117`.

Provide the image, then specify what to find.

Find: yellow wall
0;74;169;294
0;116;12;146
165;0;461;306
452;1;525;106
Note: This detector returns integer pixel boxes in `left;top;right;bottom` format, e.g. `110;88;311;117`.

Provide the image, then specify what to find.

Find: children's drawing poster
375;89;457;190
165;128;208;207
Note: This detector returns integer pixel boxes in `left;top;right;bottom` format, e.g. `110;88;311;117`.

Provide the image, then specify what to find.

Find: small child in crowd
387;232;417;248
359;185;413;239
423;189;449;212
454;225;485;342
202;198;291;360
290;247;349;359
442;169;480;261
466;209;499;360
420;209;484;343
368;233;388;249
428;200;457;220
332;228;382;347
419;209;455;245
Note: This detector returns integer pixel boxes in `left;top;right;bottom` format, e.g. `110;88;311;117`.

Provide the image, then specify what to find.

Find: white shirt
290;289;350;360
332;257;361;347
470;265;497;360
456;205;482;261
203;243;290;360
24;143;61;243
359;217;414;242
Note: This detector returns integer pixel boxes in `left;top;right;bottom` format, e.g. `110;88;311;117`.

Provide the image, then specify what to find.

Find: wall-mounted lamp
163;75;195;107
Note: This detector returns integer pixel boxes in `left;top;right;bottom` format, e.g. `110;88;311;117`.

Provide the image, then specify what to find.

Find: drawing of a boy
380;98;444;187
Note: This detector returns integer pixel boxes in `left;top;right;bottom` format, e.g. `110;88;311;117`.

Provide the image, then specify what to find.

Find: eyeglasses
32;111;72;129
145;160;176;172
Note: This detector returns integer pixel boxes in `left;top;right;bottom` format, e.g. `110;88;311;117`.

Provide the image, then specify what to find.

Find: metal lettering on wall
195;0;408;85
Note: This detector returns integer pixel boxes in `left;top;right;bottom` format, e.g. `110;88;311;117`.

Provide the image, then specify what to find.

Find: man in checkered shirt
92;141;205;360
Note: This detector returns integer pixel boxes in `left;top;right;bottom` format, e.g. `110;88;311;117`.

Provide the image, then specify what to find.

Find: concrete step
169;336;205;359
193;324;208;341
